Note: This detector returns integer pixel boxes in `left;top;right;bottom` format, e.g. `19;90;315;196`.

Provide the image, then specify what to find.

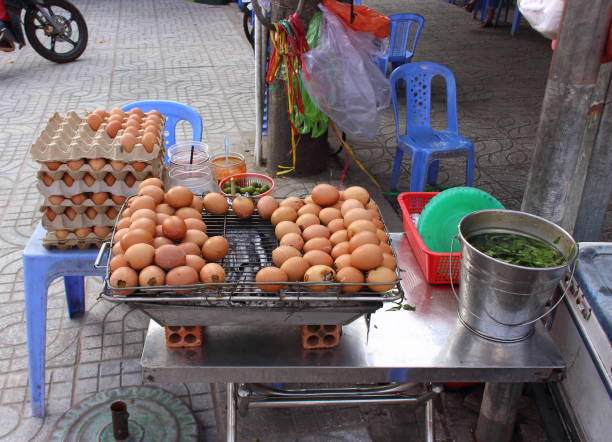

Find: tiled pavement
0;0;604;441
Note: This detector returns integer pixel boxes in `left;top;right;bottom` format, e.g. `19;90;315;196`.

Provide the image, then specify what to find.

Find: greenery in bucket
468;233;567;268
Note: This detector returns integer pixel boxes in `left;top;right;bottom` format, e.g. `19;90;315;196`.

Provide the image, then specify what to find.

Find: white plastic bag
301;5;390;139
518;0;565;40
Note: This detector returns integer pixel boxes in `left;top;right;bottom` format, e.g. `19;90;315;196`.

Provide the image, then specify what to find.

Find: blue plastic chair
23;224;105;416
376;13;425;76
389;62;475;192
121;100;203;164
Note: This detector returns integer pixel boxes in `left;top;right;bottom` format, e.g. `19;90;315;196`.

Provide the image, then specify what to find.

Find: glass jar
167;142;217;194
209;152;247;183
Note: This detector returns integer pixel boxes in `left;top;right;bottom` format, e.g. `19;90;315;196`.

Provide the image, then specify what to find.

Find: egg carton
37;156;164;181
30;112;165;163
42;194;127;207
37;175;145;198
42;203;122;215
41;208;120;230
43;230;111;250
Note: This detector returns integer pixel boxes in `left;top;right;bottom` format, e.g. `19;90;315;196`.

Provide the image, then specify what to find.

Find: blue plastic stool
23;224;105;416
389;62;475;192
121;100;203;164
376;13;425;76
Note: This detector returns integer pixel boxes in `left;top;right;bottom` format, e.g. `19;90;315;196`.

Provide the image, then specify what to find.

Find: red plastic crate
397;192;461;285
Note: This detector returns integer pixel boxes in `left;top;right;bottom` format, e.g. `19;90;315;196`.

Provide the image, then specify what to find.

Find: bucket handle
449;236;577;328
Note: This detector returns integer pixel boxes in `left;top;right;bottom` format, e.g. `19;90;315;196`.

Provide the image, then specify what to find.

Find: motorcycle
1;0;87;63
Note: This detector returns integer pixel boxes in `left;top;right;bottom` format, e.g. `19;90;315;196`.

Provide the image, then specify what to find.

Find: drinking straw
190;145;195;164
224;136;230;166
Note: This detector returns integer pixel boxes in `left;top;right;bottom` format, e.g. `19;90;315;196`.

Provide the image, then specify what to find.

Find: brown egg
318;207;342;226
138;265;165;286
369;209;381;220
155;203;175;215
280;256;310;282
114;228;129;244
376;229;389;243
331;201;343;209
340;199;365;216
105;120;122;138
143;125;159;136
62;173;75;187
255;267;287;292
70;193;87;205
116;218;131;230
86;207;98;219
335;267;365;293
343;186;370;205
201;236;229;262
379;242;393;255
331;241;350;259
166;186;194;208
91;192;109;205
122;208;132;219
297;203;322;217
88;158;107;171
123;126;139;137
343;208;373;228
280;196;304;212
303;250;334;267
162;216;187;240
304;265;336;291
138;177;164;190
81;173;94;186
166;266;199;292
347;219;377;239
330;229;348;246
65;207;77;220
155;225;164;237
130;195;156;212
349;231;380;252
104;173;117;187
185;196;202;212
119;133;137;153
130;217;156;236
108;113;124;124
74;228;92;238
311;184;340;207
203;192;228;215
128;107;145;117
120;228;154;251
111;195;126;205
334;254;352;270
154;244;186;270
131;208;157;223
131;162;148;172
382;253;396;270
185;255;206;273
200;263;226;285
93;109;108;119
109;107;125;117
48;195;64;205
270;206;297;226
44;208;56;222
304;237;333;254
302;224;330;241
54;230;70;240
124;243;155;270
272;246;302;267
93;226;111;238
110;267;138;295
327;218;345;234
145;113;162;124
275;221;301;240
184;218;207;232
256;196;279;219
139;185;165;204
305;196;314;204
367;267;397;292
146;109;163;118
296;213;320;230
110;254;128;272
280;232;304;251
232;196;254;219
141;132;157;153
153;236;173;248
177;242;201;256
124;173;136;188
351;244;383;271
40;173;53;186
112;242;124;255
45;161;62;171
67;159;84;171
183;229;208;247
373;219;385;230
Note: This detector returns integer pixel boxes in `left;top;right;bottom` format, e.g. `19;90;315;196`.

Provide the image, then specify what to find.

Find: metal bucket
455;210;577;342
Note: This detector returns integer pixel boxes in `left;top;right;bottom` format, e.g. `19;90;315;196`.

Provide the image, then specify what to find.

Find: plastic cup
210;152;247;183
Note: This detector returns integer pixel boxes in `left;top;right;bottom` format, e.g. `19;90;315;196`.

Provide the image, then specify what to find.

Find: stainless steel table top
141;234;565;384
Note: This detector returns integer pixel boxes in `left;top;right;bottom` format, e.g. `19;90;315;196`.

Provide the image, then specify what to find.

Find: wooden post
521;1;612;233
263;0;329;176
475;383;523;442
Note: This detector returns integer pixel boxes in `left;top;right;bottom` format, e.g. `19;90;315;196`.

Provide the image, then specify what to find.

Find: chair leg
465;151;475;187
64;276;85;318
23;258;48;417
427;160;440;187
409;152;429;192
390;148;405;192
511;8;521;35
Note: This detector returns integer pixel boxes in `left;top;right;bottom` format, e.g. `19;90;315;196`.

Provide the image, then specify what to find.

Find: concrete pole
475;383;523;442
264;0;329;176
521;0;612;233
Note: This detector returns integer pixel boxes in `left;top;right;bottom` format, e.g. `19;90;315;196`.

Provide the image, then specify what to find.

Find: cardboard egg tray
30;112;165;163
37;157;164;181
42;230;111;250
37;176;145;198
41;205;121;229
41;194;127;207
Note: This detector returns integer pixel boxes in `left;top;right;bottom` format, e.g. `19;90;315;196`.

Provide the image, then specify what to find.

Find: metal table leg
425;397;434;442
227;383;237;442
475;382;523;442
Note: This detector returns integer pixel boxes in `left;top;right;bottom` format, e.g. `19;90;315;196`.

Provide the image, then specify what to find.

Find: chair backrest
387;13;425;64
389;62;458;137
121;100;203;162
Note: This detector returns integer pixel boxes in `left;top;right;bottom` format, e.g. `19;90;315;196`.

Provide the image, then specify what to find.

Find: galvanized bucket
453;210;577;342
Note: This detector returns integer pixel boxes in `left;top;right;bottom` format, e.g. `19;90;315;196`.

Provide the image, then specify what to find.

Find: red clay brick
164;326;204;348
300;324;341;349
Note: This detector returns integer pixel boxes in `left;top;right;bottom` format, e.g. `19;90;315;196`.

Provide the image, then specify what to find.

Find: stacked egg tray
99;207;403;327
31;111;166;249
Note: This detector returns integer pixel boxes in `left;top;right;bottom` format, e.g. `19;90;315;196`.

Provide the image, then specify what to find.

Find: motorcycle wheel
24;0;87;63
243;7;254;49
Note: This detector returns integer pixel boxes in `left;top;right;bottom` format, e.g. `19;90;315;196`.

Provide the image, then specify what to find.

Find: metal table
140;233;566;440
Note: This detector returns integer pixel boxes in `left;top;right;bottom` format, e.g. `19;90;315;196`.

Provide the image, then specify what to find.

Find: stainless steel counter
141;233;565;384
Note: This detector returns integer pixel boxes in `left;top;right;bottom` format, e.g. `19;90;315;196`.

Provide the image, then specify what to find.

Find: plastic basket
218;173;275;199
397;192;461;285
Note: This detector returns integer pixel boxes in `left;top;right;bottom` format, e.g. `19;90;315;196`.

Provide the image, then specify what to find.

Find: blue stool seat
23;224;105;416
389;62;475;192
121;100;203;164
